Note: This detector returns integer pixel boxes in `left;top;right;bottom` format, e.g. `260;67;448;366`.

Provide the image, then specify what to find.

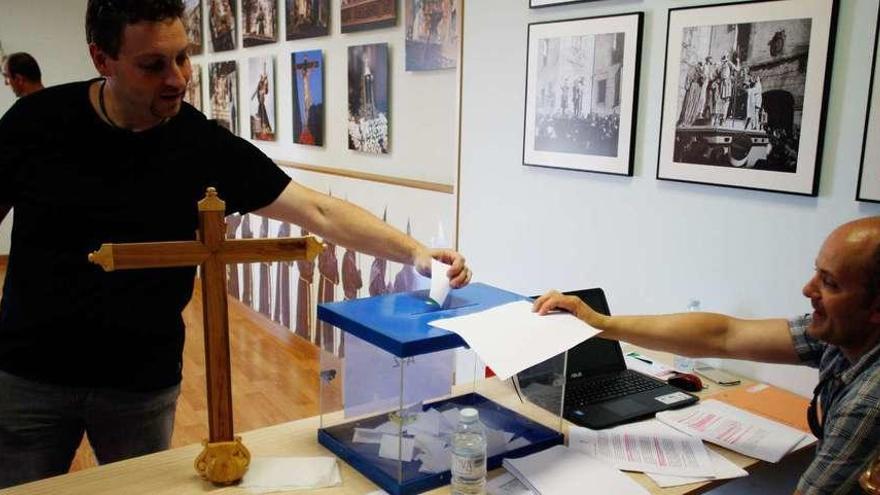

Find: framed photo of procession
656;0;838;196
522;13;644;176
857;7;880;203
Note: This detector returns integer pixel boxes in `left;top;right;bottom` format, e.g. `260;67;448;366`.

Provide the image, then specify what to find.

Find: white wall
0;0;95;254
459;0;880;397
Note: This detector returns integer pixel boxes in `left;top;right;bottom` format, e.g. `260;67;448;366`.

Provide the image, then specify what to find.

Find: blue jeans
0;369;180;488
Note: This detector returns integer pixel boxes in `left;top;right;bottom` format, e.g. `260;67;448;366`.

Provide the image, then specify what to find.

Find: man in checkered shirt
535;217;880;494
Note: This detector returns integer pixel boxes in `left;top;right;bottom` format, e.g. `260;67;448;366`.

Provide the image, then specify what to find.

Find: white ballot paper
569;420;716;477
428;301;600;380
239;457;341;493
503;445;649;495
429;259;452;306
656;399;806;463
646;448;748;488
487;472;534;495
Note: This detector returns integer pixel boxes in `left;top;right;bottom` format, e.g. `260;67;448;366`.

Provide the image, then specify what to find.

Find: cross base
194;436;251;485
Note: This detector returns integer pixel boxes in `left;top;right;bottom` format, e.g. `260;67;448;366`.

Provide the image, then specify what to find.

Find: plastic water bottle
451;408;487;495
673;299;700;372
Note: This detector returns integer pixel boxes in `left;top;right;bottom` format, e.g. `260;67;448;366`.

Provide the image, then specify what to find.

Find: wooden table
0;353;769;495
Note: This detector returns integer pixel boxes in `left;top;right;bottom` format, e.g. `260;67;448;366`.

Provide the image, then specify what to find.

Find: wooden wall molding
276;160;455;195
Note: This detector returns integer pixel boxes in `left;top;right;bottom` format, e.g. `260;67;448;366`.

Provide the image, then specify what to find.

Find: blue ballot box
316;283;564;495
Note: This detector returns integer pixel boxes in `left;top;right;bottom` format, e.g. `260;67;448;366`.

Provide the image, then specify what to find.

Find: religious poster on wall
209;0;237;52
657;0;838;195
405;0;460;71
287;0;330;40
348;43;390;154
243;0;277;47
185;63;203;113
858;7;880;202
209;61;239;135
341;0;396;33
292;50;324;146
183;0;203;55
248;56;276;141
523;13;643;176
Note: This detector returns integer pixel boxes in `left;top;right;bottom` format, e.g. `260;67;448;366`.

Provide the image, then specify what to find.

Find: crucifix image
294;56;319;135
88;188;323;484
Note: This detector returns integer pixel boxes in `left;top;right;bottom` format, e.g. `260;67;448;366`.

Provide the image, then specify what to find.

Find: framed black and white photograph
530;0;600;8
857;8;880;202
523;13;643;175
657;0;838;196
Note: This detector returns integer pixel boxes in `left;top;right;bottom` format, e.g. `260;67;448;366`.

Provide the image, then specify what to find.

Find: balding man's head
828;217;880;299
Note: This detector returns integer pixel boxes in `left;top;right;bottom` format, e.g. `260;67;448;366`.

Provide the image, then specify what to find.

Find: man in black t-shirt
0;0;471;488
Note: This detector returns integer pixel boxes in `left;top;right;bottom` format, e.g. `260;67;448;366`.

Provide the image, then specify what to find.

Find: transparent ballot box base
317;393;562;495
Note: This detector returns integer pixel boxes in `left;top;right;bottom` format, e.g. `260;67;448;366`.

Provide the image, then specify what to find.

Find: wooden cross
88;188;323;484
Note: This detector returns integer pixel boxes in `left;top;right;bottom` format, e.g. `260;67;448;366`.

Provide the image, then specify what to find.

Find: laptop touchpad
602;398;642;416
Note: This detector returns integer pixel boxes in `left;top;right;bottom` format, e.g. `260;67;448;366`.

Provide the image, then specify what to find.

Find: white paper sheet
239;457;341;493
428;301;601;380
487;472;534;495
503;445;649;495
646;448;748;488
568;420;716;477
429;259;452;306
378;434;416;462
656;399;806;463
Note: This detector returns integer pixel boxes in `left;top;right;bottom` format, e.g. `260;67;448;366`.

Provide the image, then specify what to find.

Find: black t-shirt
0;79;291;391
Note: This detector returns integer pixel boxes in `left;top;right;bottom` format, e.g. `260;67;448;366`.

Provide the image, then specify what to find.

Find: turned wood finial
194;437;251;485
861;451;880;494
88;244;116;272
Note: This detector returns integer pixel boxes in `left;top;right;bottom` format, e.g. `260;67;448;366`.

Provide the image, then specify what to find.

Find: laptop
518;288;698;429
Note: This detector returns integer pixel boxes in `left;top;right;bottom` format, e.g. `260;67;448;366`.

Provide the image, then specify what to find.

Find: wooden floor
0;264;322;472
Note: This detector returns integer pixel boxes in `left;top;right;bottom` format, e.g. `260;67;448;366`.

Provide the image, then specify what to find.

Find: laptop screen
560;289;627;379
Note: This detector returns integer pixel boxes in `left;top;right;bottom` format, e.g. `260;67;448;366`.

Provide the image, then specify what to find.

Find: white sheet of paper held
428;301;601;380
569;420;716;477
655;399;806;463
429;259;452;306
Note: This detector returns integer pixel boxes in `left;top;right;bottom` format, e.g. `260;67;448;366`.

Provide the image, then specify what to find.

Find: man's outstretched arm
533;290;800;364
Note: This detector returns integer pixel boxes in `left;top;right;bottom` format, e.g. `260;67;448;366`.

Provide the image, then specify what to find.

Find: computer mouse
667;373;703;392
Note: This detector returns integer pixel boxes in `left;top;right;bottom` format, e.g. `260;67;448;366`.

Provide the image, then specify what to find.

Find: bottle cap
460;408;479;421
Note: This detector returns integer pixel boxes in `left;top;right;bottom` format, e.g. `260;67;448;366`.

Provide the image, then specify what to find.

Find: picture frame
185;63;204;113
248;56;276;141
405;0;460;71
183;0;203;55
292;50;325;146
209;61;239;135
209;0;238;52
287;0;330;40
348;43;390;154
530;0;601;8
857;7;880;202
243;0;278;47
341;0;396;33
522;12;643;176
656;0;838;196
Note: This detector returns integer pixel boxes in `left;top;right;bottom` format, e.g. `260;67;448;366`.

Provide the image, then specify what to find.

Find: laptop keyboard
567;370;666;407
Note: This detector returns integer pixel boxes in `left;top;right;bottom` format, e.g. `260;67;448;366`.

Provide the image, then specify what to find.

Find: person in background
2;52;44;98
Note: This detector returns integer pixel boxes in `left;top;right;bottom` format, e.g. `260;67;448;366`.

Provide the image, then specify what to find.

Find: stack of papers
351;405;530;473
503;445;649;494
656;399;807;463
239;457;341;493
568;419;747;488
428;301;601;379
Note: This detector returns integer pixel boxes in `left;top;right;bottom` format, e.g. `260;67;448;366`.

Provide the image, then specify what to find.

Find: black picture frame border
856;5;880;203
521;11;645;177
655;0;839;197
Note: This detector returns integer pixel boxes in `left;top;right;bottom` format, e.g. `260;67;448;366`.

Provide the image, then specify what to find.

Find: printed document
656;399;806;463
646;448;748;488
569;420;716;477
503;445;649;495
428;301;600;379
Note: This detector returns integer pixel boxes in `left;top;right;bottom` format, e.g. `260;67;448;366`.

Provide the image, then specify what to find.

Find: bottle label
452;455;486;478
